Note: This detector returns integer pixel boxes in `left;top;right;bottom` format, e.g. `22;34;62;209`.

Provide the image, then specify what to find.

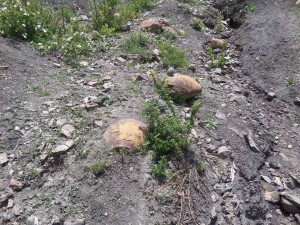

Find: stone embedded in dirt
211;38;226;49
9;179;23;190
261;175;272;184
188;64;196;73
269;160;280;169
167;67;175;76
77;14;89;21
102;76;112;82
165;75;202;100
215;111;227;121
65;218;86;225
217;146;231;159
52;140;74;155
244;131;260;152
0;186;14;205
40;152;49;163
94;120;104;127
0;65;9;70
0;152;8;165
282;192;300;208
61;124;75;138
294;97;300;106
122;22;131;32
131;74;145;81
79;61;89;67
87;80;100;87
53;63;61;68
281;197;300;213
265;190;280;203
26;215;39;225
296;0;300;5
140;18;174;34
267;92;276;101
7;198;14;208
104;119;148;152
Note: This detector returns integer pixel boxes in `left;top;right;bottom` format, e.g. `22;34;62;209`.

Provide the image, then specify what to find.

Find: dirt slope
1;0;300;225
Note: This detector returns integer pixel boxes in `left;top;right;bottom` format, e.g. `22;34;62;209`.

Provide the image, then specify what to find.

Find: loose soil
1;0;300;224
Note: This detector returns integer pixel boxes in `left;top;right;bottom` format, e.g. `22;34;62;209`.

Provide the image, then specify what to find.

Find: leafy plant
121;32;151;55
287;77;295;86
158;42;188;69
152;156;168;178
214;16;224;33
197;161;205;174
204;116;217;130
246;2;256;13
79;150;89;159
207;44;228;69
84;160;108;176
190;17;204;32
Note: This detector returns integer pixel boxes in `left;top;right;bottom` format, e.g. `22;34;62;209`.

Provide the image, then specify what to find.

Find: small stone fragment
267;92;276;101
9;179;23;190
7;198;14;208
217;146;231;159
294;97;300;106
188;64;196;73
61;124;75;138
52;140;74;155
53;63;61;68
0;153;8;165
140;18;170;33
215;111;227;121
167;67;175;76
244;131;260;152
26;215;39;225
261;175;272;184
265;191;280;203
281;197;300;213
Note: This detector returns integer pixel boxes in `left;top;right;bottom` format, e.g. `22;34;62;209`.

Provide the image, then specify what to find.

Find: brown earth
1;0;300;224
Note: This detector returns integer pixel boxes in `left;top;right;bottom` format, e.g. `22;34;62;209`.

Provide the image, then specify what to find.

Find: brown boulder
140;18;174;34
165;75;202;99
104;119;148;152
211;38;226;49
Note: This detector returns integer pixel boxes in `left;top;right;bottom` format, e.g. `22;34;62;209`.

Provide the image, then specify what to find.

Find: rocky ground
1;0;300;224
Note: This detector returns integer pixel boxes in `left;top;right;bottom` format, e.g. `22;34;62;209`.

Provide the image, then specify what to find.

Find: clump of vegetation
142;73;202;178
121;32;151;54
158;42;188;69
207;44;229;69
214;15;224;33
197;161;205;174
204;116;217;130
90;0;155;33
246;2;256;13
84;160;108;176
287;76;295;86
190;17;204;32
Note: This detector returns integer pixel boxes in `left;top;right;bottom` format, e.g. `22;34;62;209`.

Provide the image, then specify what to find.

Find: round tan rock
211;38;226;49
104;119;148;152
165;75;202;99
140;18;171;33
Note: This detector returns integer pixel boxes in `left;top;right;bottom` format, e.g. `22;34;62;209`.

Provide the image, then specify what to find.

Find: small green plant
79;150;89;159
190;17;204;32
30;85;50;97
207;44;228;69
28;169;41;180
204;116;217;130
247;2;256;13
121;32;151;55
287;77;295;86
84;160;108;175
214;16;224;33
152;156;168;178
158;42;188;69
197;161;205;174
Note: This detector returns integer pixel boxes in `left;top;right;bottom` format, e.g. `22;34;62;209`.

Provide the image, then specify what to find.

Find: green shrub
90;0;155;33
121;32;151;54
197;161;205;174
190;17;204;32
207;44;228;69
142;102;190;160
158;42;188;69
152;156;168;178
84;160;108;176
0;0;57;41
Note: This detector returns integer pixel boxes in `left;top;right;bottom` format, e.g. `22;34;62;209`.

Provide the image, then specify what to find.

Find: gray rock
61;124;75;138
52;140;74;155
2;211;14;221
281;197;300;213
244;131;260;152
0;153;8;165
282;192;300;208
215;110;227;121
53;63;61;68
167;67;175;76
65;218;85;225
217;146;231;159
279;153;288;162
121;23;131;31
26;215;39;225
77;15;89;21
261;175;272;184
294;97;300;106
269;160;280;169
267;92;276;101
0;186;13;205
